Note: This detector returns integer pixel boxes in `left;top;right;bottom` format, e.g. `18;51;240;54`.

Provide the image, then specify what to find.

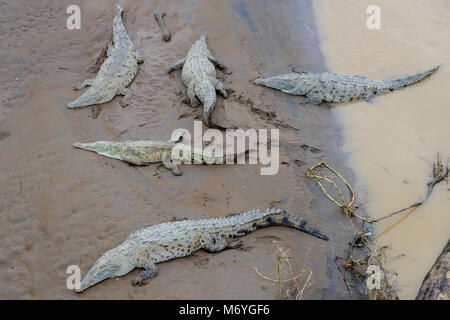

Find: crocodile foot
131;277;148;286
227;239;243;249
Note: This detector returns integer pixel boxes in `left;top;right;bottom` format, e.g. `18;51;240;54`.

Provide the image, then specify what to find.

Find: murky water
313;0;450;299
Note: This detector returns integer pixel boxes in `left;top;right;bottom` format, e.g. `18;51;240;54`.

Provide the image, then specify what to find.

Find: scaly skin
168;36;228;129
255;66;439;105
67;5;143;108
75;208;328;292
73;139;243;176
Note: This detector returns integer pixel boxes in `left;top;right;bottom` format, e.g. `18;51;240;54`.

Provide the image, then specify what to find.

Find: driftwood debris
416;240;449;300
154;12;171;42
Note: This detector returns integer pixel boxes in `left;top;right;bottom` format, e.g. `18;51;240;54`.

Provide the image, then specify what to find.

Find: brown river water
313;0;450;299
0;0;446;300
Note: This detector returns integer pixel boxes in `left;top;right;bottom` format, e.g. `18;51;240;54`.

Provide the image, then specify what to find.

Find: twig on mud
254;242;313;300
154;12;171;42
334;256;352;296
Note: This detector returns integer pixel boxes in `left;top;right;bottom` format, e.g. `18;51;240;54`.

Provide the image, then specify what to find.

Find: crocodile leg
301;92;323;105
131;263;158;286
211;78;228;98
133;50;144;64
208;54;227;71
74;79;95;91
107;41;114;57
187;81;201;107
118;87;131;96
201;234;243;253
168;58;185;73
162;151;182;176
118;87;133;107
363;91;375;103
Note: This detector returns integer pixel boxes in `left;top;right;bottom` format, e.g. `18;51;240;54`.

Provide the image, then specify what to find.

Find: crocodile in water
255;66;439;105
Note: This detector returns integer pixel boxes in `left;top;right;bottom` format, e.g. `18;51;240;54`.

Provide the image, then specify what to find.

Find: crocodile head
73;141;126;161
75;246;134;293
255;72;314;96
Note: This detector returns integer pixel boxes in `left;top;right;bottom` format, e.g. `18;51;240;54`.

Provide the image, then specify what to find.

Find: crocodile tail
197;79;226;129
230;209;328;241
67;88;111;108
116;4;123;17
273;211;329;241
381;65;439;91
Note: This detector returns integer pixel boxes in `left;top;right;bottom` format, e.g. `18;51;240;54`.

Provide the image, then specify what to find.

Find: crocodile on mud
67;5;143;108
73;139;245;176
168;36;228;129
255;66;439;105
74;208;328;292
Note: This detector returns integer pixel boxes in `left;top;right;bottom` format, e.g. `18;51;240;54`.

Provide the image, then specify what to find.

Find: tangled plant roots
307;153;449;299
254;242;313;300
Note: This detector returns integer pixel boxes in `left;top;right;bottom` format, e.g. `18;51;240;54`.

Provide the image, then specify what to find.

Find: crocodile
67;5;143;109
73;139;244;176
168;36;228;129
255;66;439;105
74;208;328;292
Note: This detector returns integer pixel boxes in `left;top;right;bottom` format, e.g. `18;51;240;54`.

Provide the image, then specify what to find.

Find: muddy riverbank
0;0;354;299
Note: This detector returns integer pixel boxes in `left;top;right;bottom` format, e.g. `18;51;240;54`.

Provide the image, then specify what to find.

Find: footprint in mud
229;93;300;130
170;216;188;222
90;105;101;119
292;159;306;167
300;144;322;153
194;256;209;268
177;108;200;121
0;255;14;269
257;235;282;242
0;131;11;142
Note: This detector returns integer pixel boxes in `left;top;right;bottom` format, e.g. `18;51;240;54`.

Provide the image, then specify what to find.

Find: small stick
154;12;171;42
334;256;352;296
360;164;448;224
